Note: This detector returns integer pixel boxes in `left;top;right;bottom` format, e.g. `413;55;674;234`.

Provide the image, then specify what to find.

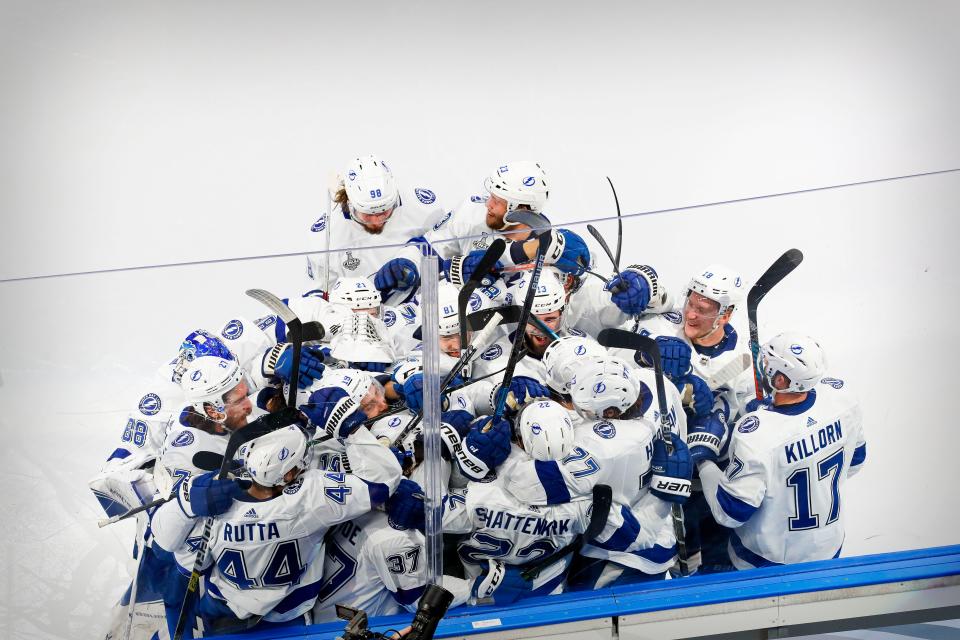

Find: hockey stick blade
747;249;804;311
246;289;299;324
466;305;522;330
706;352;752;389
504;210;550;233
301;320;325;342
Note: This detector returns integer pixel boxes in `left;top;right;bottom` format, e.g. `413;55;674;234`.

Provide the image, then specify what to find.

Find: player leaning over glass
696;333;866;569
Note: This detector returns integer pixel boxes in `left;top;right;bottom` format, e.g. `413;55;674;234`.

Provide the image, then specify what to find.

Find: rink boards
219;544;960;640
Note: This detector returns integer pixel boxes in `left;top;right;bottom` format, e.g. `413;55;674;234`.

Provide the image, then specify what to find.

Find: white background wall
1;2;958;638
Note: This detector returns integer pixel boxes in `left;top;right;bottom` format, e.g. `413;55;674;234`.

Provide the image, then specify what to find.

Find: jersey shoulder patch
433;210;453;230
138;393;162;416
221;319;244;340
738;415;760;433
171;430;195;447
481;344;503;361
311;214;327;232
383;309;396;327
593;421;616;439
820;377;844;389
414;188;436;205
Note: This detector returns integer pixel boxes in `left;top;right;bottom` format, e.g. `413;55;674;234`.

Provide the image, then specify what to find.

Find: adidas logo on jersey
806;417;817;428
244;508;258;518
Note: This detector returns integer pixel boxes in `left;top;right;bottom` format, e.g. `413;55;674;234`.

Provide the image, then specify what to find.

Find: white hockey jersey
151;427;402;622
305;185;447;301
698;377;866;569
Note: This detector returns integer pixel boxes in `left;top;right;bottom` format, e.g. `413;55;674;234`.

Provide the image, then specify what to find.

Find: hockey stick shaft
98;494;172;528
457;239;507;379
607;176;624;271
747;249;804;400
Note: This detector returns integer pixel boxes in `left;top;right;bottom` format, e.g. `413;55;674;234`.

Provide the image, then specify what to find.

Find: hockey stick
706;352;753;390
747;249;804;400
492;231;552;420
467;306;559;341
587;224;619;276
608;176;623;272
597;328;690;576
172;291;308;640
521;484;613;581
458;239;507;380
98;494;171;528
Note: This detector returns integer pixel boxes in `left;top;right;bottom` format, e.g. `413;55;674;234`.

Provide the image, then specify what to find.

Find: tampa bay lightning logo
139;393;161;416
504;293;513;306
415;188;436;205
222;319;244;340
790;343;804;355
311;215;327;232
530;422;542;435
388;417;401;428
469;292;482;312
284;477;304;495
347;170;357;181
522;176;536;186
481;344;503;361
190;369;203;381
255;315;276;331
738;415;760;433
821;377;844;389
433;210;452;230
574;345;586;355
664;311;683;324
278;447;291;461
458;395;467;408
172;430;195;447
593;382;606;394
593;421;616;439
470;195;485;203
383;310;396;327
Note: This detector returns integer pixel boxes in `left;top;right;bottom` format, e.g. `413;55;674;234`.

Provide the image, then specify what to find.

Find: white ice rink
1;2;959;638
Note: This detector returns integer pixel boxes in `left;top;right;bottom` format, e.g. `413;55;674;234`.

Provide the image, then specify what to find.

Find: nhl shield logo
343;251;360;271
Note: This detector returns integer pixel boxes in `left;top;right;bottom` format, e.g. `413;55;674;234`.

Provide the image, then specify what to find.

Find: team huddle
91;157;867;639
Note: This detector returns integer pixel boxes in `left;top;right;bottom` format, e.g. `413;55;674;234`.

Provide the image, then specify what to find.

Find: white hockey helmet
343;154;399;219
484;161;549;219
517;400;575;461
516;268;566;316
329;276;381;314
686;264;745;318
180;356;245;419
569;355;641;420
242;425;312;487
543;335;607;394
761;332;827;394
438;281;461;337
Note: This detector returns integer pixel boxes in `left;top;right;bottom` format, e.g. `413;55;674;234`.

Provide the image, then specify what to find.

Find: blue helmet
172;329;235;383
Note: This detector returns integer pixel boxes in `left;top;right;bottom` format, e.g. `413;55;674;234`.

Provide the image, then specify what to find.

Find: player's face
360;383;389;418
486;195;508;229
222;380;253;430
439;334;461;357
353;207;394;234
526;311;561;353
683;292;722;342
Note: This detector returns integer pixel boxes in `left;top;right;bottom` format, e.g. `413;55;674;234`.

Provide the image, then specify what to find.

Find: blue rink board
219;544;960;640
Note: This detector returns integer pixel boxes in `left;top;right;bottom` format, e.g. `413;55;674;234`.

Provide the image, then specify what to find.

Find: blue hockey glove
655;336;692;381
441;409;474;434
676;374;714;419
300;386;368;439
744;396;771;413
606;269;651;315
255;386;283;411
398;372;425;414
182;471;250;518
687;410;728;465
472;560;533;605
650;432;692;504
492;376;551;413
443;249;504;286
350;361;390;373
374;258;420;295
553;229;591;276
386;478;426;532
459;416;512;479
261;343;326;388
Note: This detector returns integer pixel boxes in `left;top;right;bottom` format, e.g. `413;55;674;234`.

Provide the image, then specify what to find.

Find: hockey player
695;333;866;569
151;408;402;637
305;154;447;302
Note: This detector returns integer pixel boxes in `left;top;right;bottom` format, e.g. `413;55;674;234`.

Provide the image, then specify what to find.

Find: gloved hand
300;386;367;439
471;559;533;606
744;396;771;413
255;386;283;412
676;374;714;419
650;432;692;504
374;258;420;295
606;269;652;315
350;361;390;373
459;416;512;479
491;376;551;413
261;343;326;388
553;229;591;275
398;372;425;414
386;478;426;532
656;336;692;381
444;250;503;287
687;410;729;465
182;471;251;518
390;357;423;386
441;409;474;434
